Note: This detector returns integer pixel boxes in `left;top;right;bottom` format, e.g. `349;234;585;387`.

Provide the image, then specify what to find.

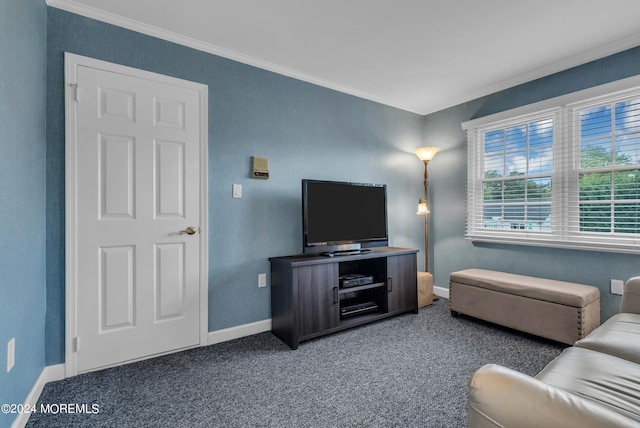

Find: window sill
466;234;640;255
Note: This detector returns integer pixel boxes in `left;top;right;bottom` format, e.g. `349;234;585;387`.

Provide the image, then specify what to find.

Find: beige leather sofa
467;276;640;428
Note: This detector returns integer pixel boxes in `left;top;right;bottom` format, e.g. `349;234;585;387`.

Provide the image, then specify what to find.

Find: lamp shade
416;199;429;215
414;146;440;162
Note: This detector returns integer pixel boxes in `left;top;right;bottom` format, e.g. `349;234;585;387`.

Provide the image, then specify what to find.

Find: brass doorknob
179;226;197;235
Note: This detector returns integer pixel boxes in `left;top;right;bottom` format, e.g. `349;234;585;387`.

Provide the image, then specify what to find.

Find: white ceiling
49;0;640;115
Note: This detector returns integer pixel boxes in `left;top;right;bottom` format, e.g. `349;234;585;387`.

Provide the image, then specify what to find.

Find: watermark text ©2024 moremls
2;402;100;415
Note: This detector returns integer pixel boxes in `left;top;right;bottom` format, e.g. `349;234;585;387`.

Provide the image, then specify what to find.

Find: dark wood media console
269;247;418;349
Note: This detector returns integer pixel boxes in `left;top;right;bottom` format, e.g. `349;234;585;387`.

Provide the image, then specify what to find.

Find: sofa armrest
621;277;640;314
468;364;638;428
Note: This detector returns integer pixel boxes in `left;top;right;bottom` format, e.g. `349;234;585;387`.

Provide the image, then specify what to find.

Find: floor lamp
414;146;439;305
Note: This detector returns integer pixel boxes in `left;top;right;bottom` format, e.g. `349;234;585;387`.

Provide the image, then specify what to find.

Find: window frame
463;75;640;254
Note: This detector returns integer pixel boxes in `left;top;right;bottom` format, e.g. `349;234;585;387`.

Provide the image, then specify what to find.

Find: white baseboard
434;285;449;299
11;364;65;428
207;319;272;346
45;364;66;383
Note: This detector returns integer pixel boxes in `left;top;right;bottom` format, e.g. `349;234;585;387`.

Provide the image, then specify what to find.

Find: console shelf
338;282;385;294
269;247;418;349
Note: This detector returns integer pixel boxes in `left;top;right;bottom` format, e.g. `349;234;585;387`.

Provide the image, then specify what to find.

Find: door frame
64;52;209;377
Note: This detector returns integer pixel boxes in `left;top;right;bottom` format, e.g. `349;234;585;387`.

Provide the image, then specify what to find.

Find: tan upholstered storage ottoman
449;269;600;345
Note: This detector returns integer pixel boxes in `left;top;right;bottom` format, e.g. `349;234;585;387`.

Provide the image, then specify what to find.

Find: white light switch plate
258;273;267;288
232;184;242;198
7;338;15;373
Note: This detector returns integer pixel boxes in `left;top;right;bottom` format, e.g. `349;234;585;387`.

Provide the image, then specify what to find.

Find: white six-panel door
65;54;208;374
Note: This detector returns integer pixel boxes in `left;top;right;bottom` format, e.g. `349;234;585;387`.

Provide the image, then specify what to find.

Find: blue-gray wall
0;0;47;426
425;47;640;322
45;8;425;365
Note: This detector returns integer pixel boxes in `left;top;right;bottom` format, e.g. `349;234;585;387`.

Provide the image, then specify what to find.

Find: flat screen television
302;179;388;254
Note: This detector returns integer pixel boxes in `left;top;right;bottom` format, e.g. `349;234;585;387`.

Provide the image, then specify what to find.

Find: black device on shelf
302;179;388;255
340;301;379;318
339;274;374;288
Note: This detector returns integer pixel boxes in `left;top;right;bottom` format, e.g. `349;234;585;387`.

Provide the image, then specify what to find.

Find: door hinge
70;83;79;102
72;337;79;352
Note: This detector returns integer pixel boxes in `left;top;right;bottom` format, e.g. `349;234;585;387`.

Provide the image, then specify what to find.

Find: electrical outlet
258;273;267;288
611;279;625;295
7;338;15;373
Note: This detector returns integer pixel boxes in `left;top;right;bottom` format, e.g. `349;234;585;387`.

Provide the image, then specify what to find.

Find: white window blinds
567;94;640;248
463;77;640;254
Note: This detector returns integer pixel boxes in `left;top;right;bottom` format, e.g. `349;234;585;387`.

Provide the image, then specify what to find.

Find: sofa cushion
536;347;640;422
450;269;600;308
575;312;640;364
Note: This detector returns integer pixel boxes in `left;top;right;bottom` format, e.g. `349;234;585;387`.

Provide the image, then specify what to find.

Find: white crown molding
461;74;640;130
423;34;640;116
45;0;415;113
46;0;640;116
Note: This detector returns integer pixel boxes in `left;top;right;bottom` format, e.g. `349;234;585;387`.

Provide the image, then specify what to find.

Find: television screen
303;179;388;253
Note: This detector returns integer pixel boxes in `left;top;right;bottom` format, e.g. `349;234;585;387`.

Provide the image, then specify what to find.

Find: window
573;98;640;235
464;77;640;253
481;116;554;232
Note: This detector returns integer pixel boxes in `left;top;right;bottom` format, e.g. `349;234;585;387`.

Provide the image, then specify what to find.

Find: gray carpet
28;299;565;427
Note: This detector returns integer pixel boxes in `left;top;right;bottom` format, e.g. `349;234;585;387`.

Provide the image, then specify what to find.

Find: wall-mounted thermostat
252;156;269;179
